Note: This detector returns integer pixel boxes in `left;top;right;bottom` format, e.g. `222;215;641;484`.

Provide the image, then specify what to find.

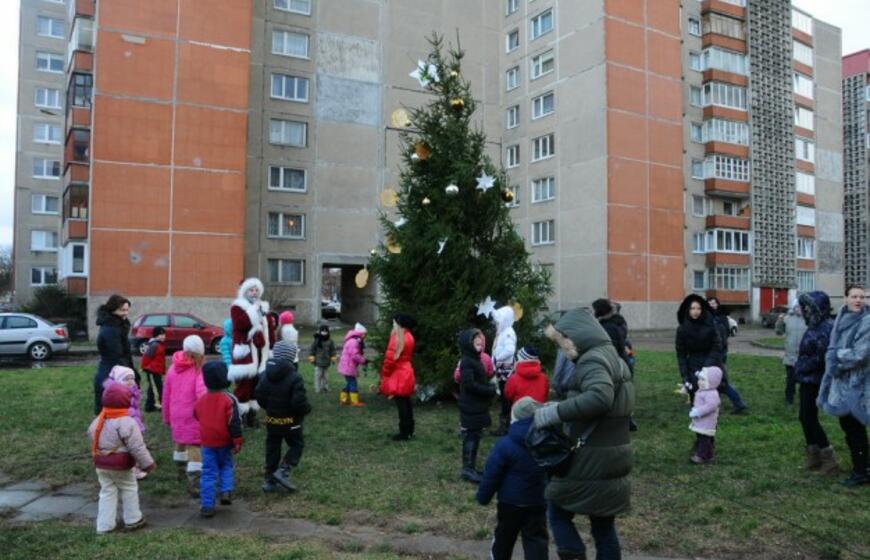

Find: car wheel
28;342;52;361
210;338;221;355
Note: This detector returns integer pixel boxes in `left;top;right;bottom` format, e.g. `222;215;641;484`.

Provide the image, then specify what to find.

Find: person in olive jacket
307;324;336;393
93;294;136;415
458;328;497;484
536;308;635;560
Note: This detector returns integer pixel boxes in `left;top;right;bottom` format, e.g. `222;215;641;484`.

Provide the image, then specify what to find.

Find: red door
760;288;789;314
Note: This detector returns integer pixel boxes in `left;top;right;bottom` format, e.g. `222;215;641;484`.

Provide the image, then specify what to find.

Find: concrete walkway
0;474;685;560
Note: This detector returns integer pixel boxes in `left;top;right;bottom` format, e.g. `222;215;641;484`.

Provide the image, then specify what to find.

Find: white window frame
61;242;88;277
34;87;62;109
269;119;307;147
506;105;519;129
690;86;702;107
693;232;706;254
701;47;747;75
705;229;750;254
31;194;59;215
796;171;815;195
271;29;309;59
274;0;311;16
796;205;815;227
693;270;706;290
689;52;702;71
703;155;750;182
33;122;62;144
32;158;60;179
797;270;815;293
793;40;813;67
31;230;59;252
688;17;701;36
506;66;519;91
530;8;554;40
530;50;555;79
797;237;816;259
506;0;519;15
795;137;815;163
531;220;555;245
506;29;519;52
794;106;814;131
30;267;58;287
270;73;309;102
702;118;749;145
531;177;555;203
723;201;739;217
531;91;554;119
793;72;814;99
691;159;704;179
268;258;305;285
691;122;703;143
36;51;64;73
707;266;750;291
791;10;813;36
691;195;711;217
531;133;555;162
702;82;747;110
267;212;306;239
37;16;65;39
268;166;307;192
506;144;520;168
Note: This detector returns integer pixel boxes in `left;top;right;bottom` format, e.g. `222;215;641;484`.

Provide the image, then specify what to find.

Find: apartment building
842;49;870;288
11;0;68;306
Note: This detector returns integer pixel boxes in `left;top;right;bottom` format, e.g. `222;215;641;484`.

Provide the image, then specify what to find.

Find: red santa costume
228;278;272;415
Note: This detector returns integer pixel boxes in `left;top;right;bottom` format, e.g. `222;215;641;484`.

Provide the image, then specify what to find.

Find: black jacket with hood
457;329;497;431
255;359;311;430
93;306;135;414
675;294;724;384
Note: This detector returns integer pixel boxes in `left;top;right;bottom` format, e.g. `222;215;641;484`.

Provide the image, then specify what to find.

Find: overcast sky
0;1;868;248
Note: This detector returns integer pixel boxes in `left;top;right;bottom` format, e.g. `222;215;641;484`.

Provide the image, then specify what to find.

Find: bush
20;286;87;339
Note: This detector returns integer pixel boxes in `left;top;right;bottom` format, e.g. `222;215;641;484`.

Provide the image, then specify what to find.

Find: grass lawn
0;350;868;559
757;336;786;349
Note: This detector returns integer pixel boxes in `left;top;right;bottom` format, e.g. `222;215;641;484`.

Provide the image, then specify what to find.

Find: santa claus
228;278;273;423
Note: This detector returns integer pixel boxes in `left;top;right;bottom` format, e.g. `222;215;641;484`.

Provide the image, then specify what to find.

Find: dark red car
129;313;224;355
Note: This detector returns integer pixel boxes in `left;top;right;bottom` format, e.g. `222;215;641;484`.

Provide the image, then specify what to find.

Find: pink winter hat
109;365;135;384
279;311;294;325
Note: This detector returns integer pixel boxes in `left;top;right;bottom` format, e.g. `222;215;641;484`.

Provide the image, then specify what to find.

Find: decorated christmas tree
369;36;551;394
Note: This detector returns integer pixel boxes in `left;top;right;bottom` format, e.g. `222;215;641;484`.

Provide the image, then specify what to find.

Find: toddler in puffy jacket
689;366;722;464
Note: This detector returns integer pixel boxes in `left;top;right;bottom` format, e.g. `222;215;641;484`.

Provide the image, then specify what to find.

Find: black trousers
394;396;414;437
799;383;829;448
784;366;797;404
498;380;511;423
265;425;304;474
839;414;869;474
144;372;163;411
491;503;549;560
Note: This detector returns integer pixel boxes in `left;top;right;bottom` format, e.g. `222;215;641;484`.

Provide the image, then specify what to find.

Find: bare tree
0;245;12;300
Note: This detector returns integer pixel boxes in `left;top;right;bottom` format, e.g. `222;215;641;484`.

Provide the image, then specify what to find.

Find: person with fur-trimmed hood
492;305;518;436
228;278;272;427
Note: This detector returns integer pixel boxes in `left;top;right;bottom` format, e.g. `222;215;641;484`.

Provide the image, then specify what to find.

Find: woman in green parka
536;308;635;560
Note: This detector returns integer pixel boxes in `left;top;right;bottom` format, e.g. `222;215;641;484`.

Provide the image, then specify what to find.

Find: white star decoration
395;217;407;228
476;296;497;318
409;60;440;88
475;172;496;192
437;237;448;255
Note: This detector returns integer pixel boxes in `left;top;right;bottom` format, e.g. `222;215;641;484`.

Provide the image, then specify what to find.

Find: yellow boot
350;392;366;407
339;391;349;406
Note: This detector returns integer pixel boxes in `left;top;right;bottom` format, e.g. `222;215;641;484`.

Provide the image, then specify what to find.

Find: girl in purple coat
338;323;367;407
689;366;722;464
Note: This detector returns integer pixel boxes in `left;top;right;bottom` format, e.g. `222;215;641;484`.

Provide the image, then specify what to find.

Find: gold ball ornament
369;248;377;256
500;189;515;203
450;98;465;112
422;197;431;206
355;268;370;289
387;241;402;254
445;184;459;195
414;142;431;161
449;70;460;78
380;188;399;208
512;302;524;322
390;108;411;128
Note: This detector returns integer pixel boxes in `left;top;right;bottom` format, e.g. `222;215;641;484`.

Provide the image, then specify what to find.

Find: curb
749;340;783;351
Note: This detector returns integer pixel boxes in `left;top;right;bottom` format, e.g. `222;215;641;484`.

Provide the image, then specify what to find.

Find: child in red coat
141;326;167;412
504;347;549;405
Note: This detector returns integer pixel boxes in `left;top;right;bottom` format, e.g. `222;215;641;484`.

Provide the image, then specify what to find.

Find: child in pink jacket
162;335;207;496
338;323;367;407
689;366;722;464
104;365;148;479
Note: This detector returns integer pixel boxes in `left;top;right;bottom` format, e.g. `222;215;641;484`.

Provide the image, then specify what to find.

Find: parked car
728;316;738;337
0;313;70;361
129;313;224;355
760;306;790;328
321;300;341;319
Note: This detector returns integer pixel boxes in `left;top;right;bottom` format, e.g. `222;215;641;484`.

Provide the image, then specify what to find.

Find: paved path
633;328;782;358
0;475;685;560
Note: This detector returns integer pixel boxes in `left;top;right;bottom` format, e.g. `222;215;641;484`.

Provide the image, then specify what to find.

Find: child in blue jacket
219;319;232;367
476;397;549;560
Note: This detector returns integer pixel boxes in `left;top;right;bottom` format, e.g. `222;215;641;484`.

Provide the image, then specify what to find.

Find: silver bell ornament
445;184;459;195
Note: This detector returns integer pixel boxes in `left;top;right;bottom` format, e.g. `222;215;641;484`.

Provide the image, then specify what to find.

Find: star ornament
395;217;407;228
436;237;448;255
475;172;496;192
409;60;440;88
476;296;497;318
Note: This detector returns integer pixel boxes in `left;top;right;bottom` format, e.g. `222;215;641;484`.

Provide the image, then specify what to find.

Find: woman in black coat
93;294;135;414
457;328;496;484
675;294;723;396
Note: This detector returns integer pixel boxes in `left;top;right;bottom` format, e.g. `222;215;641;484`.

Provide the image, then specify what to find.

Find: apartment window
531;92;554;119
268;258;304;284
793;73;814;99
32;158;60;179
505;184;520;208
506;0;519;15
691;122;703;143
69;73;93;107
272;30;309;58
688;17;701;36
270;119;307;147
794;106;814;130
31;194;59;214
702;13;744;40
690;86;702;107
723;201;739;216
67;16;94;59
701;47;747;75
797;271;815;293
33;123;62;144
530;9;554;40
71;244;86;274
691;159;704;179
796;205;815;227
702;118;749;145
693;233;706;253
274;0;311;15
692;195;711;217
693;271;706;290
530;50;555;79
702;82;747;110
36;51;63;73
795;137;815;163
31;230;58;252
797;237;815;259
531;177;555;202
506;66;519;91
689;52;702;71
703;155;749;182
792;10;813;35
532;220;555;245
268;166;306;191
531;133;555;161
271;74;309;102
267;212;305;239
30;267;57;286
37;16;64;38
506;29;519;52
506;105;519;129
793;40;813;67
34;87;61;109
796;171;815;195
506;144;520;168
704;229;750;253
708;267;750;291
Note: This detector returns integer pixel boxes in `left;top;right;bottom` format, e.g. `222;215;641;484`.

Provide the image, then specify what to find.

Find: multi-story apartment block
843;49;870;288
12;0;69;306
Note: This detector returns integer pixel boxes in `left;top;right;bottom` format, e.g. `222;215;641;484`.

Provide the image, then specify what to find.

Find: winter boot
219;492;233;505
339;391;349;406
818;446;840;475
842;448;870;487
272;465;298;492
186;471;201;499
173;450;188;482
459;435;482;483
261;474;278;493
200;507;215;518
804;445;822;470
350;392;366;407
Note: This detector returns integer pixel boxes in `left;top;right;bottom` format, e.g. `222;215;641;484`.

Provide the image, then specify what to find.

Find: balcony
61;277;87;296
705;178;750;197
62;183;89;244
64;128;90;170
701;0;746;19
63;219;88;243
704;141;749;158
702;69;748;87
705;252;750;266
71;0;96;19
705;289;750;304
64;162;89;189
67;51;93;74
705;215;750;230
702;34;746;54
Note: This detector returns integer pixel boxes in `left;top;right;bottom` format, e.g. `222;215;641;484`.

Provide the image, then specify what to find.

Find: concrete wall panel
316;32;379;83
315;74;380;126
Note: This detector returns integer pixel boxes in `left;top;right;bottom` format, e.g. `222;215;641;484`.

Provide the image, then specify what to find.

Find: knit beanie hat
102;382;132;409
354;322;367;334
202;361;230;391
393;313;417;330
511;396;543;423
272;339;298;364
109;365;136;384
183;335;205;355
279;310;294;325
591;298;613;318
516;346;540;363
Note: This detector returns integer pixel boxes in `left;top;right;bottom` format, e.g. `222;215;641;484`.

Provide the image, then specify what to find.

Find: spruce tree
369;36;551;393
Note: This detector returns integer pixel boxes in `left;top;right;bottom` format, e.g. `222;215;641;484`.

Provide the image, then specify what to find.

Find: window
701;47;747;75
506;105;519;129
272;30;309;58
530;9;554;40
702;82;747;110
142;315;170;327
796;171;815;195
172;315;200;329
691;159;704;179
31;194;59;214
693;271;706;290
34;87;61;109
796;205;815;227
692;195;711;217
531;92;554;119
530;50;554;79
707;267;750;291
267;212;305;239
723;201;738;216
5;316;38;329
506;144;520;168
505;184;520;208
506;29;519;52
793;40;813;67
37;16;64;38
531;177;555;202
689;52;702;71
31;230;58;252
690;86;702;107
793;73;813;99
702;118;749;145
269;166;306;191
32;158;60;179
270;119;307;147
702;13;744;40
506;0;519;15
703;155;750;181
688;17;701;36
693;232;706;254
67;16;93;60
795;137;815;163
703;229;751;253
36;51;63;73
274;0;311;15
69;73;93;107
268;259;304;284
31;267;58;286
271;74;309;102
797;271;815;293
792;10;813;35
506;66;519;90
794;106;814;130
797;237;815;259
691;122;703;143
532;220;555;245
64;243;87;275
532;133;555;161
33;123;61;144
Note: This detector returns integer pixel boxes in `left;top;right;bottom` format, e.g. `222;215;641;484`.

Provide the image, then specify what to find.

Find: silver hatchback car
0;313;70;361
